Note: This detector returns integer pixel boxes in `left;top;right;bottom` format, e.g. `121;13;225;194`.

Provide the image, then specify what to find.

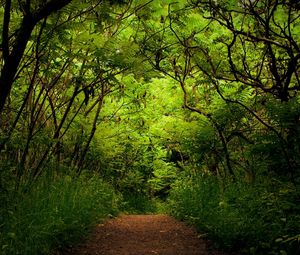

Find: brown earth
61;214;228;255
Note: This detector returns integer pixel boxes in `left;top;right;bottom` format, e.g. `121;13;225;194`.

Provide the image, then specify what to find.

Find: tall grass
0;174;119;255
168;175;300;254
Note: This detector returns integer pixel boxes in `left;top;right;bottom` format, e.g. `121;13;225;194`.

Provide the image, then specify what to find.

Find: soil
61;214;228;255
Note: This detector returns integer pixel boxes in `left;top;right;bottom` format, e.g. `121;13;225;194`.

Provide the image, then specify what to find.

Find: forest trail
61;214;227;255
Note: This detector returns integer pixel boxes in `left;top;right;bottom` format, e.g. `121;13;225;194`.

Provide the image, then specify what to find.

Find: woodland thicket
0;1;300;254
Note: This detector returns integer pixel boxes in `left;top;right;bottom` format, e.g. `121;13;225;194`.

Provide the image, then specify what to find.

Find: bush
0;174;119;255
119;191;159;214
168;175;300;254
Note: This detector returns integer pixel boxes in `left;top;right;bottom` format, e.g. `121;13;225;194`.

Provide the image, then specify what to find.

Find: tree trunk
77;95;104;175
0;16;35;113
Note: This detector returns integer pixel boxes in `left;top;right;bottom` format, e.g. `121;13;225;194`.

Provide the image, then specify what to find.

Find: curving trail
61;214;228;255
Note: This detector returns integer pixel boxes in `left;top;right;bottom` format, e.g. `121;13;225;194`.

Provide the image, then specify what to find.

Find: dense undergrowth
168;175;300;255
120;192;167;214
0;172;119;255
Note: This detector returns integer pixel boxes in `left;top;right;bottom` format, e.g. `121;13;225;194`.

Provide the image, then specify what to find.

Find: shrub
168;175;300;254
119;191;158;214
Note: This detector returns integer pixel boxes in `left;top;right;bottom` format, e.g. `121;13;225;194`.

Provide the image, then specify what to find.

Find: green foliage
119;192;159;214
0;173;119;255
148;159;178;198
168;176;300;254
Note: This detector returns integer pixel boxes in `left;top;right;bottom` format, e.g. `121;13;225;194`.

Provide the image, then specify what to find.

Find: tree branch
32;0;73;22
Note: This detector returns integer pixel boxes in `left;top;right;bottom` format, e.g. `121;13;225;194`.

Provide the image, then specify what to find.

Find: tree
132;0;300;179
0;0;141;187
0;0;75;113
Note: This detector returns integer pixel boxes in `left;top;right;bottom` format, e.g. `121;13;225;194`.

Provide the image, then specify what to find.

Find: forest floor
60;214;229;255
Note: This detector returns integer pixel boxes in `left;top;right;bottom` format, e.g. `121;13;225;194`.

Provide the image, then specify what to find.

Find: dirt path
62;214;227;255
